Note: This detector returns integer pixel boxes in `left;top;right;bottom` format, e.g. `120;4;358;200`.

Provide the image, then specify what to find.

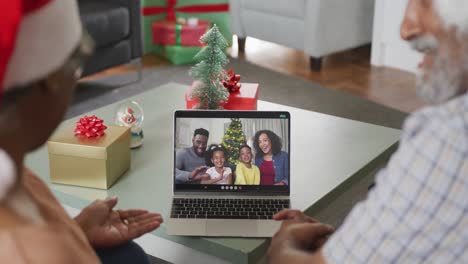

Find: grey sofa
229;0;375;71
78;0;142;77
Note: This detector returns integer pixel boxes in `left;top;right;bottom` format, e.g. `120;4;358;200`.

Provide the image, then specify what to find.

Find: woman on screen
253;130;289;186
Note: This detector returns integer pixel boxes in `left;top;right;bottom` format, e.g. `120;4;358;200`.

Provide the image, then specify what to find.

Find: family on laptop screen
175;118;289;186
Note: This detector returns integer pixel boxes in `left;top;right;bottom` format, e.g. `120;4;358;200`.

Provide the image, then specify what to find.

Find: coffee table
26;83;401;263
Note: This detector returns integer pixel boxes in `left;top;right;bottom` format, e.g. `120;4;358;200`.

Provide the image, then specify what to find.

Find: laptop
167;110;291;237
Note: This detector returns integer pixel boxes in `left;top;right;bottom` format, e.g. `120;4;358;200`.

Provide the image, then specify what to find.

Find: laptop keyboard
170;198;290;219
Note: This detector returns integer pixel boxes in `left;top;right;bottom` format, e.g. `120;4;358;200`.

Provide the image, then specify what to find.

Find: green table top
25;83;401;263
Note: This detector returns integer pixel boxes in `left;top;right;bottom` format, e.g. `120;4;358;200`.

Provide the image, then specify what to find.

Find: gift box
163;45;202;64
185;83;259;110
142;0;231;55
47;125;131;189
152;19;210;46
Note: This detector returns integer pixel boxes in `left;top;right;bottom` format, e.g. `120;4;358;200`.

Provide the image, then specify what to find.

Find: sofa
78;0;142;77
229;0;375;71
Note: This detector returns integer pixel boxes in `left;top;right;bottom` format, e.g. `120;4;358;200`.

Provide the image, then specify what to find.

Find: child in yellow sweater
235;145;260;185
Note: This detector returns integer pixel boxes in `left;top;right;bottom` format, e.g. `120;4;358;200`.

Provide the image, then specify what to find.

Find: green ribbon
175;24;182;46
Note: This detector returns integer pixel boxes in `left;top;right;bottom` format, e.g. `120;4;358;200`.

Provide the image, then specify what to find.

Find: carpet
71;58;405;264
72;59;406;129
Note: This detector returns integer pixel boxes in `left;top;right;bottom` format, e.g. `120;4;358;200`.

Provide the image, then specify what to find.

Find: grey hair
435;0;468;33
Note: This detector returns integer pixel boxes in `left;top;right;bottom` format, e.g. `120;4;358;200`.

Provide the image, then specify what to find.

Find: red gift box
185;83;259;110
152;19;210;46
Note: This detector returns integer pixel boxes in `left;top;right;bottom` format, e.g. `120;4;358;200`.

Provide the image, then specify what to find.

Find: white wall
175;118;230;149
371;0;422;73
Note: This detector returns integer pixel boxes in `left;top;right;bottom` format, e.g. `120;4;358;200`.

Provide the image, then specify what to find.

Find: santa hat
0;0;82;97
0;0;81;201
435;0;468;32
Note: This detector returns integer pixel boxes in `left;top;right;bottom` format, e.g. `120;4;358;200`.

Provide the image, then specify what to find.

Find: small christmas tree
190;24;229;109
221;118;246;168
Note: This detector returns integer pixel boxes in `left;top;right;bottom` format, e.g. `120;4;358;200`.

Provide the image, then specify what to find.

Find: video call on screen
174;118;290;187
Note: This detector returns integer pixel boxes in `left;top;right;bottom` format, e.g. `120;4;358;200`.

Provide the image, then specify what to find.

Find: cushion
82;40;131;76
79;2;130;49
241;0;305;19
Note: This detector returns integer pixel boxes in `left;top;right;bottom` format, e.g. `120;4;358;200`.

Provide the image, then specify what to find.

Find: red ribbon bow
74;115;107;138
142;0;230;21
223;69;241;93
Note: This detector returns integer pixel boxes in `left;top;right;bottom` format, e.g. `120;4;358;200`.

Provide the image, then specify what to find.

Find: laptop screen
174;110;290;194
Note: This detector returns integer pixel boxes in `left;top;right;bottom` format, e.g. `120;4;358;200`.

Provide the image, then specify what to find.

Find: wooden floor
87;36;426;113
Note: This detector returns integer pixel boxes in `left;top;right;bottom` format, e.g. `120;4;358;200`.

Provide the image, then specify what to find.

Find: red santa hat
0;0;81;200
435;0;468;32
0;0;82;97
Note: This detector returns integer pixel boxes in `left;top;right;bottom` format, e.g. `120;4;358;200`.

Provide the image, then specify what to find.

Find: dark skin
267;210;334;264
400;0;466;78
268;0;462;262
190;134;210;181
75;196;162;248
0;35;163;248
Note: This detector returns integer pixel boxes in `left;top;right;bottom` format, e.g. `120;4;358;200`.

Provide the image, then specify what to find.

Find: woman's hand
75;196;163;248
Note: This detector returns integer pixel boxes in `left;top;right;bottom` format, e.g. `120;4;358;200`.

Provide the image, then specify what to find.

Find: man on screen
175;128;211;184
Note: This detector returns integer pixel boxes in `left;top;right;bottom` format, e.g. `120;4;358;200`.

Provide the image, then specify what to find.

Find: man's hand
190;166;208;179
273;209;318;223
75;196;163;248
267;209;334;264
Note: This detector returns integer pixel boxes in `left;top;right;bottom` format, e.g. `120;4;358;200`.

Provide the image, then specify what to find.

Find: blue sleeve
281;152;289;185
254;155;262;166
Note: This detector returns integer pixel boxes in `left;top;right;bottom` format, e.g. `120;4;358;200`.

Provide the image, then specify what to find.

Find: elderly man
0;1;162;263
268;0;467;263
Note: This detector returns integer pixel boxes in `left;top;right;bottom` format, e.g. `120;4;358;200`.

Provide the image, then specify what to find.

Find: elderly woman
253;130;289;185
0;1;162;263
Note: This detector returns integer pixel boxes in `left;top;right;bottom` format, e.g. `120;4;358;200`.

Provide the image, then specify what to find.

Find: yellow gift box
47;125;131;189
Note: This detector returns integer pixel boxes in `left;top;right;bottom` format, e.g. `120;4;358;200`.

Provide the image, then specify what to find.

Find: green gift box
162;45;203;65
142;0;231;58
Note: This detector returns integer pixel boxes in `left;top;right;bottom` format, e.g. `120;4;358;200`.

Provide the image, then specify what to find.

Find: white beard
0;149;15;201
411;35;467;104
416;53;465;104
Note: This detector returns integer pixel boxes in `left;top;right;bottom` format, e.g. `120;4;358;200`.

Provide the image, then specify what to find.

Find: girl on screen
253;130;289;185
202;144;233;185
235;145;260;185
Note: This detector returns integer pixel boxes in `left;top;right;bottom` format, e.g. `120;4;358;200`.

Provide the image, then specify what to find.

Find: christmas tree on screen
190;24;229;109
221;118;246;167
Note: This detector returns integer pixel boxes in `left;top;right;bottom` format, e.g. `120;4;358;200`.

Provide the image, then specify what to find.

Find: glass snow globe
114;101;144;148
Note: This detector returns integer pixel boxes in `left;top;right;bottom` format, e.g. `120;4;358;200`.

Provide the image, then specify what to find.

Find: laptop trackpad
206;220;258;237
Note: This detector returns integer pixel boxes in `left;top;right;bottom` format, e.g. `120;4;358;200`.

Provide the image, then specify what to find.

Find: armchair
229;0;375;71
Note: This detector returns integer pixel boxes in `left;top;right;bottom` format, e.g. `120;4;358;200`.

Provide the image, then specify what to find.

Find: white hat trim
2;0;82;90
0;149;15;201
